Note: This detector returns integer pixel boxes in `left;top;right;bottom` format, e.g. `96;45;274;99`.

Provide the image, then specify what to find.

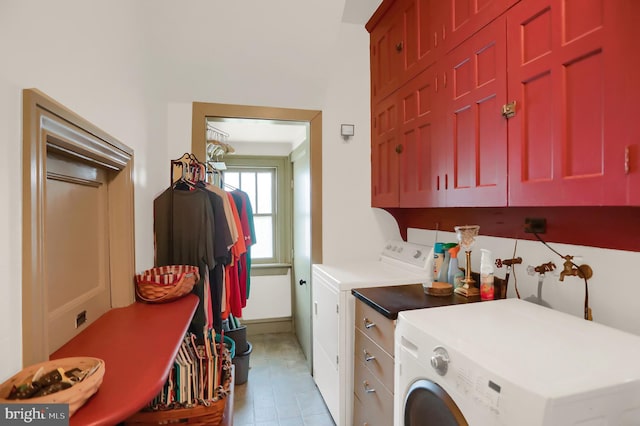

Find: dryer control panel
380;240;431;270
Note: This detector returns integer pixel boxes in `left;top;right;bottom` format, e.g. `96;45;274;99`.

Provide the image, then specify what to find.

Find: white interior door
291;138;312;370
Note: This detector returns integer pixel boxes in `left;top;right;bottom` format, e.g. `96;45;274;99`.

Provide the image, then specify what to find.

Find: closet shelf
50;294;199;426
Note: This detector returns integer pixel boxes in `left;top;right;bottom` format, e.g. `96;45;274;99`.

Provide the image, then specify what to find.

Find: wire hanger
171;153;205;187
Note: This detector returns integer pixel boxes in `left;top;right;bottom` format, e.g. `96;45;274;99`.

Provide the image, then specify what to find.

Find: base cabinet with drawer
353;298;396;426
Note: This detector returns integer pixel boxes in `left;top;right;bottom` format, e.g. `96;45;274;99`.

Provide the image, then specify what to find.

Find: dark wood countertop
352;284;482;320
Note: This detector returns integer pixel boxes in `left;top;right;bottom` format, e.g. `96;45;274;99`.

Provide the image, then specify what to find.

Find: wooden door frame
22;89;136;366
191;102;323;265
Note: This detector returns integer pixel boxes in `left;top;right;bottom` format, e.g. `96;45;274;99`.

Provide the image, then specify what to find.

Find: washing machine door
404;379;468;426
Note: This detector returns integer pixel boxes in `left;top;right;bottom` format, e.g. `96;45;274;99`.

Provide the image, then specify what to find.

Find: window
223;156;290;265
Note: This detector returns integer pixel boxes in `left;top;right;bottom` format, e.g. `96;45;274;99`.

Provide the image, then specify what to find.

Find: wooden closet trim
191;102;323;265
22;89;136;366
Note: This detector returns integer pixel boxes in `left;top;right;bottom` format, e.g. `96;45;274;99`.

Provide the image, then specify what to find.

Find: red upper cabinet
369;0;640;209
369;0;440;105
506;0;634;206
440;0;520;53
371;92;400;207
618;1;640;205
440;15;508;207
371;66;440;208
397;66;441;207
369;2;403;104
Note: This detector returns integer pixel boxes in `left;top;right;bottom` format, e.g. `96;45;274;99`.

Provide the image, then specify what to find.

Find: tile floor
233;332;336;426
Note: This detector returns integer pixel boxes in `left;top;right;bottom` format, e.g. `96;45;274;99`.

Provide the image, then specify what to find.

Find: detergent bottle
447;245;464;289
480;249;495;301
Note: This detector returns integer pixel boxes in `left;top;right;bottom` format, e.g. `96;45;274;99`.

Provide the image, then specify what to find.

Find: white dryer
312;240;432;426
395;299;640;426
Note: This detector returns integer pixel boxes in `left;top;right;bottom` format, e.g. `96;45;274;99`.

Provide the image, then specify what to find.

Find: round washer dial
430;346;450;376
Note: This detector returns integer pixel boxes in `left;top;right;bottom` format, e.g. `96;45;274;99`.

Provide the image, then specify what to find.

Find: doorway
191;102;322;371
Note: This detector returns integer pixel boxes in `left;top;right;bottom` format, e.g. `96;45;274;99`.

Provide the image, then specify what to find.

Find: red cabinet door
397;66;440;207
371;93;400;207
619;1;640;205
507;0;629;206
370;4;403;105
371;0;439;105
441;0;519;53
414;0;441;76
441;15;508;207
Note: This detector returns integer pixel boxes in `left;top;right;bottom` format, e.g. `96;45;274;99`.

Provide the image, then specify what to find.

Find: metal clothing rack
206;123;235;158
205;123;235;187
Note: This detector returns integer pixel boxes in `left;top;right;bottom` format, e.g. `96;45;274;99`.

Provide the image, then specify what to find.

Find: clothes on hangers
197;181;234;331
230;190;256;306
223;193;246;319
154;153;256;336
154;187;216;337
203;182;238;246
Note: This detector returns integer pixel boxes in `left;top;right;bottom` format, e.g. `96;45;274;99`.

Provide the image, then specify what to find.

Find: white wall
0;0;155;382
408;228;640;337
159;22;401;321
0;0;399;382
242;273;293;321
320;23;401;264
2;0;637;389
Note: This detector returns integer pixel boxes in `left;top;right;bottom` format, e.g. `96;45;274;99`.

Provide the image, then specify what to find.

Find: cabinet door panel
372;94;400;207
617;0;640;205
371;8;403;103
507;0;627;206
402;0;420;77
371;0;441;105
398;67;439;207
417;0;441;70
443;0;519;52
443;16;508;206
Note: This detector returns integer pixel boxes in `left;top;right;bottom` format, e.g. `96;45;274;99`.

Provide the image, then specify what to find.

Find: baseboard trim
241;317;293;336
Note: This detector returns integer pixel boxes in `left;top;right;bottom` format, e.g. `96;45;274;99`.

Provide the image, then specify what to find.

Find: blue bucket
215;334;236;358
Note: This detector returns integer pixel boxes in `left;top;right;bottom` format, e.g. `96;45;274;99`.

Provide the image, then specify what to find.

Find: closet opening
191;102;321;372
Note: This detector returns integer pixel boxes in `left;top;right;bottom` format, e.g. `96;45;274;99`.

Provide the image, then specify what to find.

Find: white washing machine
312;240;432;426
395;298;640;426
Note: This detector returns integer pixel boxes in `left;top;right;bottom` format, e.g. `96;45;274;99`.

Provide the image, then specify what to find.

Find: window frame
222;155;291;266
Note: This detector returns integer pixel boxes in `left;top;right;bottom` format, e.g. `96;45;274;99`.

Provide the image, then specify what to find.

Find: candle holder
454;225;480;298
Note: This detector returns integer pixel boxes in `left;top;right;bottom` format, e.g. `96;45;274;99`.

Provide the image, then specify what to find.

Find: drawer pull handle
363;350;376;362
363;318;376;329
363;381;376;393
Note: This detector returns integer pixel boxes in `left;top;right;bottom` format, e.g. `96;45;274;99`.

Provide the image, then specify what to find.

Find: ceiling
342;0;383;25
206;117;308;147
204;0;381;150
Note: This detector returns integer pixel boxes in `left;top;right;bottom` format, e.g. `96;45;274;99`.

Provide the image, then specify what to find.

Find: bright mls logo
1;404;68;425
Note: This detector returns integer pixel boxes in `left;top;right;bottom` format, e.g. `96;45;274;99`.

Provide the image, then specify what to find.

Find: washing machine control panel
428;345;503;416
453;364;502;415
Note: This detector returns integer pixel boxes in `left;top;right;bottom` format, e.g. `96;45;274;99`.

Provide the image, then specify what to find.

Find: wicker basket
0;357;105;417
124;352;232;426
124;400;227;426
135;265;199;303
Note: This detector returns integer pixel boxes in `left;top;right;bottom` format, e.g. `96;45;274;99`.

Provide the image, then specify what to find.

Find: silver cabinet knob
363;318;376;329
363;349;375;362
363;381;376;393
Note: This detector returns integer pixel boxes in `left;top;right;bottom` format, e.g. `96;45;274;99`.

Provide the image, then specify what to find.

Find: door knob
299;279;307;286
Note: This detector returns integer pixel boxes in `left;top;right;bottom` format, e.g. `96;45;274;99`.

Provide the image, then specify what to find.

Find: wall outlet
524;217;546;233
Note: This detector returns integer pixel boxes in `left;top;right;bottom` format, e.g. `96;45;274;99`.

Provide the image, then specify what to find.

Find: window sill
251;263;292;276
50;294;200;426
